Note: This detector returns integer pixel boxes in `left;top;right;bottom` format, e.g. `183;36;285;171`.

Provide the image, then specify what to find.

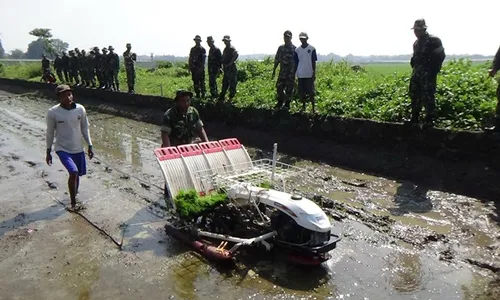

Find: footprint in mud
7;165;15;172
9;154;20;161
140;183;151;190
120;187;137;195
120;175;130;180
105;166;112;173
93;161;101;165
25;161;37;167
45;181;58;189
41;170;48;178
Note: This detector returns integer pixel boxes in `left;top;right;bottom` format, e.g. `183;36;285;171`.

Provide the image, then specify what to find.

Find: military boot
422;115;434;129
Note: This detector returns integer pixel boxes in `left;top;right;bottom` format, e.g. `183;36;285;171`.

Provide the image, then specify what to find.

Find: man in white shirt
46;84;94;211
293;32;317;114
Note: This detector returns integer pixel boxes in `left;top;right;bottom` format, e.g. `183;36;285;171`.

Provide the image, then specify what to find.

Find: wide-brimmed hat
411;18;427;30
126;43;131;47
108;46;114;50
102;47;108;52
55;84;73;95
175;89;193;100
222;35;231;42
207;36;214;42
193;35;202;41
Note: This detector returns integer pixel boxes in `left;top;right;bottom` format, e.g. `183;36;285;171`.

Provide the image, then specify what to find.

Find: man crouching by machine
160;89;209;197
160;89;209;147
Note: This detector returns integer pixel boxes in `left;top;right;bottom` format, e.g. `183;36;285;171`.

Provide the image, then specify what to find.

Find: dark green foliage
174;189;228;219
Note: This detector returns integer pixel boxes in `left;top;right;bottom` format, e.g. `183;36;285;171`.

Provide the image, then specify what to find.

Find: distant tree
28;28;55;56
0;38;5;58
25;39;46;59
29;28;53;39
50;38;69;54
9;49;24;59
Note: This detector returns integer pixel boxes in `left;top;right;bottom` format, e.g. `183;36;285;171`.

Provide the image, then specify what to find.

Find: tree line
0;28;69;60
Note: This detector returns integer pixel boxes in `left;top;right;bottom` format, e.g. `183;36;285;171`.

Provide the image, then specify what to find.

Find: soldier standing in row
219;35;239;101
88;50;97;88
68;50;80;85
75;48;83;86
54;54;64;82
188;35;207;98
408;19;446;129
488;46;500;132
61;51;70;82
41;54;50;73
81;50;90;87
124;43;137;94
207;36;222;98
101;47;110;90
93;47;103;88
272;30;296;110
108;46;120;91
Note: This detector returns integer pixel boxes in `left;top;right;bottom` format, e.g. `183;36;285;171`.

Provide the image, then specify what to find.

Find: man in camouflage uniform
188;35;207;98
101;47;111;90
272;30;296;110
108;46;120;91
92;47;103;88
53;53;64;82
41;54;50;72
61;51;70;82
80;50;89;87
161;89;209;147
219;35;239;101
74;48;84;87
408;19;446;129
488;46;500;132
123;43;137;93
86;50;96;88
68;50;80;85
206;36;222;98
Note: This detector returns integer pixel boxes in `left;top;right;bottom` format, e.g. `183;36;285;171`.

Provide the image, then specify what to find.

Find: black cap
284;30;292;37
175;89;193;100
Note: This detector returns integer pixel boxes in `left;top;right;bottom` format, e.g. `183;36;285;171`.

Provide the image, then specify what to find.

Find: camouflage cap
193;35;202;41
299;32;308;39
284;30;292;37
222;35;231;42
108;46;114;50
102;47;108;52
174;89;193;100
55;84;72;95
206;36;214;42
411;18;427;30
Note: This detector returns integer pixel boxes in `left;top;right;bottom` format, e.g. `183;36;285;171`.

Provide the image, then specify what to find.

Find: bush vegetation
1;59;497;130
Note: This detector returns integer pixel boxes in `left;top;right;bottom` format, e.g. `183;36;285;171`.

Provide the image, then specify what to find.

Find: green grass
1;58;498;130
174;189;227;219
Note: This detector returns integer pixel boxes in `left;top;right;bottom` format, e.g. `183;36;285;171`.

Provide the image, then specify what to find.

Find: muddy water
0;90;499;300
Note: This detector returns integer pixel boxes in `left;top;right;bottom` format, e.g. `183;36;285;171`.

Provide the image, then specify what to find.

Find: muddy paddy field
0;88;499;300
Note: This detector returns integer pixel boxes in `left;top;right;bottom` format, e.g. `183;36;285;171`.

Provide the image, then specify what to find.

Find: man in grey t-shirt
46;84;94;211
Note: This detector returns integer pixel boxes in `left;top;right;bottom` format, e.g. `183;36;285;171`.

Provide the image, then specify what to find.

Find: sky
0;0;498;57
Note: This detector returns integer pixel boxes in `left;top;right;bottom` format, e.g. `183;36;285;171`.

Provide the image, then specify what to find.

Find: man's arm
273;46;281;75
311;48;317;79
160;112;172;148
492;46;500;73
46;110;56;153
80;106;92;147
228;48;239;66
293;51;299;75
430;37;445;73
193;108;208;142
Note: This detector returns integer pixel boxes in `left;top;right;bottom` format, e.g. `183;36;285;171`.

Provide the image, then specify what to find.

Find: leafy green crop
174;189;227;219
2;58;497;130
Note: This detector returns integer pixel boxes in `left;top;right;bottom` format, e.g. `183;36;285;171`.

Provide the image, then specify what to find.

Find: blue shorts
56;151;87;176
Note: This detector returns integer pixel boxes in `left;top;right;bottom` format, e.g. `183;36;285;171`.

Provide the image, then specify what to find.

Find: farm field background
0;58;497;131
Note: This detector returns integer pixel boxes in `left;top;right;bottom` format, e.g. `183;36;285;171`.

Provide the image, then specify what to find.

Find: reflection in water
385;250;424;294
